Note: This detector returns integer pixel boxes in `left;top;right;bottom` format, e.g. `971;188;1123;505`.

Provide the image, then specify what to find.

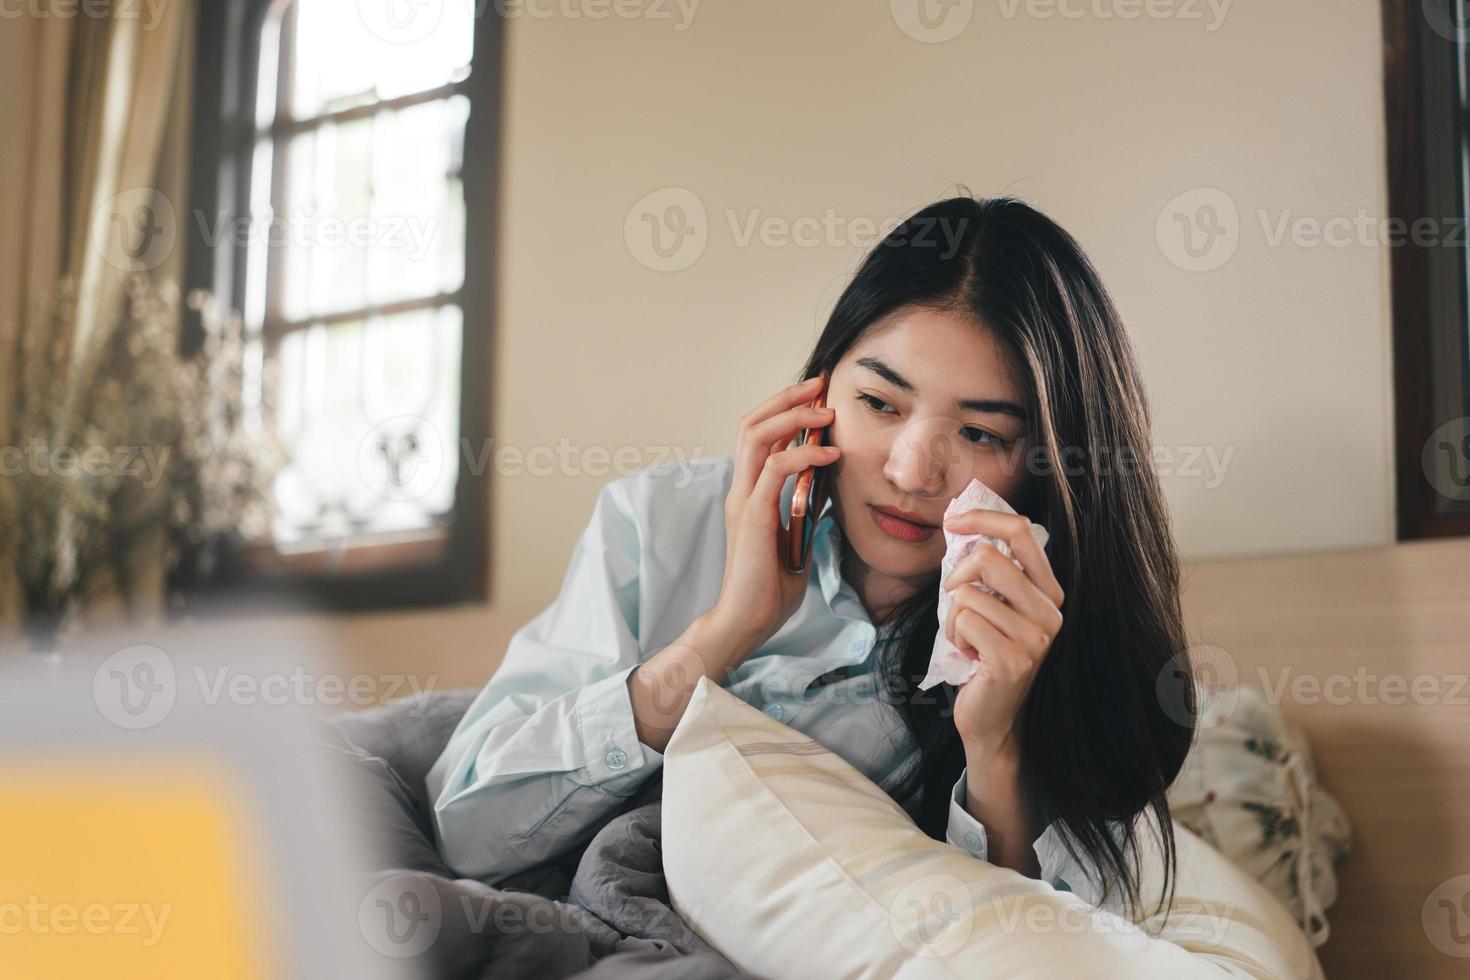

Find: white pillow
662;676;1324;980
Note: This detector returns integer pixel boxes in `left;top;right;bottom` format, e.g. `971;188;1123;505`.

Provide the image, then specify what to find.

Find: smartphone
786;374;834;573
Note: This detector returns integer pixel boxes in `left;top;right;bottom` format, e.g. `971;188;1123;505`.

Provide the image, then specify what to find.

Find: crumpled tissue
917;478;1051;691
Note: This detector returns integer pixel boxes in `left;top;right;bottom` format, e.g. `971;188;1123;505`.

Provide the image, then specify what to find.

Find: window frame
1383;0;1470;540
183;0;499;609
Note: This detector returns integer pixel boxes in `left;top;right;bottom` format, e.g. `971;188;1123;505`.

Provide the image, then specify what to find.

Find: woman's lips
868;504;938;543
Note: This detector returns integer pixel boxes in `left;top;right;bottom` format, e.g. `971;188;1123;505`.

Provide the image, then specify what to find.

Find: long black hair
797;193;1195;915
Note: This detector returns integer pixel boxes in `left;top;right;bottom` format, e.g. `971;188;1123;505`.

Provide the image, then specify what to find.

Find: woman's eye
861;393;1006;448
962;427;1006;447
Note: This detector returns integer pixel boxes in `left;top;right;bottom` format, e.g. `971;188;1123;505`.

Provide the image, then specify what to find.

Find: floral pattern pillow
1166;683;1352;948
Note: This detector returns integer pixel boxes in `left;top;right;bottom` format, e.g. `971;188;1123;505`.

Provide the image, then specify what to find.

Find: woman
427;194;1195;918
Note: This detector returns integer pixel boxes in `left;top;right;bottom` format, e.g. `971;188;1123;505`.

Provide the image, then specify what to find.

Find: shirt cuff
945;765;1109;908
946;766;990;860
574;662;665;795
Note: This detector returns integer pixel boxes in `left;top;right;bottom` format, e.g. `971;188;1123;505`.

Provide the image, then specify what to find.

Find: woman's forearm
626;609;754;753
963;745;1042;878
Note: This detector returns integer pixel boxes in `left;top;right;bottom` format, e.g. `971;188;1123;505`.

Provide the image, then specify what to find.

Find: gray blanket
320;689;768;980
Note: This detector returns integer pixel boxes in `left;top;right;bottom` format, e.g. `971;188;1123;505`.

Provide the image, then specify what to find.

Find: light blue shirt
426;455;1108;904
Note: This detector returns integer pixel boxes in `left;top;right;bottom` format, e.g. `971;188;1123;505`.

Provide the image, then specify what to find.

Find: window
1383;0;1470;538
186;0;499;606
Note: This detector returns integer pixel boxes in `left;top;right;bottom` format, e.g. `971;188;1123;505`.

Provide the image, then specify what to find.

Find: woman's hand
940;508;1065;765
707;375;840;665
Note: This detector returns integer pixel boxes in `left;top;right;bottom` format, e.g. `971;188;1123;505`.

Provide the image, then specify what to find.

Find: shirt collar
812;496;845;610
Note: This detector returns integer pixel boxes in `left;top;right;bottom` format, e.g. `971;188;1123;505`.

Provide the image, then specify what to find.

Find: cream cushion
662;675;1325;980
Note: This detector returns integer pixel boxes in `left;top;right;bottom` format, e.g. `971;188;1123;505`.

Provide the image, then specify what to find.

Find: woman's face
824;306;1034;599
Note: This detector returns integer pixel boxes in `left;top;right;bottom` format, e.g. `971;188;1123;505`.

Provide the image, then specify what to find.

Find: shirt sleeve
945;766;1111;908
426;477;665;884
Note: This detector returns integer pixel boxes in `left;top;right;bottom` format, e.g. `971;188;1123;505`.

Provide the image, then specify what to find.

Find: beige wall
3;1;1397;682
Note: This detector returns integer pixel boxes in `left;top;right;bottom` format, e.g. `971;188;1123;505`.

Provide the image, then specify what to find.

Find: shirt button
763;702;785;721
605;747;628;770
964;831;983;852
849;639;866;656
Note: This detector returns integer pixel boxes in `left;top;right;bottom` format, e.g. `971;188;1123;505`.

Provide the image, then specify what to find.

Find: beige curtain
0;0;196;629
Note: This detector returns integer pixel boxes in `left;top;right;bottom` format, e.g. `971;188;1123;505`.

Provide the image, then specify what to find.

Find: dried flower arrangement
0;273;283;650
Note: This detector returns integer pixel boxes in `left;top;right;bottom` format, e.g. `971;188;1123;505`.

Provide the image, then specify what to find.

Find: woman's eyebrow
855;356;1026;420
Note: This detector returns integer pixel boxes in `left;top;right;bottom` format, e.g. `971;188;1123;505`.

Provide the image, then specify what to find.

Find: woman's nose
882;418;974;497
